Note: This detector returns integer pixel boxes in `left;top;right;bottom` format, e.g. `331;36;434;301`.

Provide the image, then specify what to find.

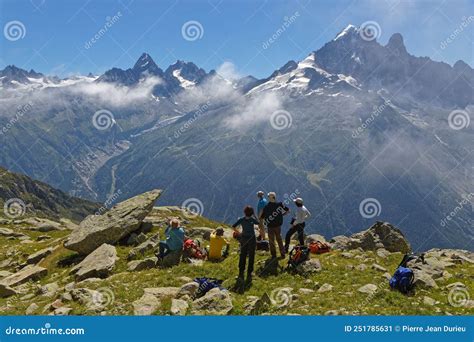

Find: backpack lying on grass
308;241;331;254
183;238;207;261
287;245;310;272
389;266;415;294
193;277;224;299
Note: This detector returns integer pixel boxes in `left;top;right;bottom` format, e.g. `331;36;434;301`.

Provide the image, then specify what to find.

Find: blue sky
0;0;472;78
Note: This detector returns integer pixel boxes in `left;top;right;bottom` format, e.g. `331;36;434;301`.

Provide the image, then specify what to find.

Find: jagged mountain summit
0;24;472;250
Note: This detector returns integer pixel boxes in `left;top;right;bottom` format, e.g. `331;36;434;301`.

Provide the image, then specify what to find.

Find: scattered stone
0;283;17;297
341;252;354;258
36;235;52;241
0;227;27;238
299;259;322;274
325;310;339;315
170;299;188;315
26;247;54;265
133;294;160;315
413;270;438;289
382;272;392;280
26;303;39;314
446;282;465;289
53;307;73;315
305;234;327;244
358;284;378;295
39;282;59;298
65;189;162;254
298;288;314;295
345;265;355;270
158;249;182;268
191;288;233;315
371;263;387;272
70;244;117;281
356;264;367;271
1;265;47;287
376;248;391;258
127;257;157;272
178;276;193;283
127;239;158;260
244;293;271;315
317;283;333;293
144;287;180;301
423;296;436;306
177;282;199;298
186;227;214;241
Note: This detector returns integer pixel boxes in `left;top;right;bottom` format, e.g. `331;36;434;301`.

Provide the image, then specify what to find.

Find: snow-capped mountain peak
334;24;358;41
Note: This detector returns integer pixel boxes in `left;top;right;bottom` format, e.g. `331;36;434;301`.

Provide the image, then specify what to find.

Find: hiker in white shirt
284;197;311;252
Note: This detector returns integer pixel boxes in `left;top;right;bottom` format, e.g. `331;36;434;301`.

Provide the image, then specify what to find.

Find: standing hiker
285;197;311;253
260;192;289;259
256;191;268;240
232;206;259;289
158;218;186;259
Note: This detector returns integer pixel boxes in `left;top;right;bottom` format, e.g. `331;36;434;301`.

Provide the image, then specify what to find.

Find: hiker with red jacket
260;192;290;259
232;205;259;290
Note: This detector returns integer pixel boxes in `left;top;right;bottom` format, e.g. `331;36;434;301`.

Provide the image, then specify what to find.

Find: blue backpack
389;266;414;294
193;277;224;299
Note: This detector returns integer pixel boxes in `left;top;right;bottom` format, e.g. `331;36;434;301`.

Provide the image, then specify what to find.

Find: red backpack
183;239;207;260
309;241;331;254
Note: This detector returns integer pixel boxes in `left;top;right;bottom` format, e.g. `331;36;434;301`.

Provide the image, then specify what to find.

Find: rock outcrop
330;221;411;253
65;189;161;254
70;244;117;281
0;265;47;287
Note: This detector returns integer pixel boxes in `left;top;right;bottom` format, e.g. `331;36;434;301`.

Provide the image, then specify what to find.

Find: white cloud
216;61;241;81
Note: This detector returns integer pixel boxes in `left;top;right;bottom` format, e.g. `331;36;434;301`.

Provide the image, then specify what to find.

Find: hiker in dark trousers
232;206;259;289
256;191;268;240
285;197;311;253
260;192;289;259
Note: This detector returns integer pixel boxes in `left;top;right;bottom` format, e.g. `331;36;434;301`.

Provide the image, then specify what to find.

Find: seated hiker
260;192;290;259
158;218;185;260
208;227;230;261
285;197;311;253
232;206;259;290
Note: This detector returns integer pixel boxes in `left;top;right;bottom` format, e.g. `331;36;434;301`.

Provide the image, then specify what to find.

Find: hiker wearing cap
260;192;289;259
232;206;259;289
158;218;186;259
208;227;230;261
285;198;311;253
256;191;268;240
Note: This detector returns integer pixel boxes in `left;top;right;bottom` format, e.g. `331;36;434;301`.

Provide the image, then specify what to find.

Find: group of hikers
156;191;312;290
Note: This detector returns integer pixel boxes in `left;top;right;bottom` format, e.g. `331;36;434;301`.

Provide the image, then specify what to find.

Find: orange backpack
309;241;331;254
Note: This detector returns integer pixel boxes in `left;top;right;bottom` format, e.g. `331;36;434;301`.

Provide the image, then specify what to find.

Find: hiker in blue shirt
256;191;268;240
158;218;185;259
232;205;259;292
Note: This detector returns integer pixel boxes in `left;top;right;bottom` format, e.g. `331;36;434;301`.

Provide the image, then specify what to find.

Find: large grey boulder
70;244;117;281
127;257;157;272
1;265;47;287
331;221;411;253
191;288;233;315
65;190;161;255
133;294;160;316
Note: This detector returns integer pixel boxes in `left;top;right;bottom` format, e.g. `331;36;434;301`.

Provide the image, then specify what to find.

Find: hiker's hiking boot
245;275;253;289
